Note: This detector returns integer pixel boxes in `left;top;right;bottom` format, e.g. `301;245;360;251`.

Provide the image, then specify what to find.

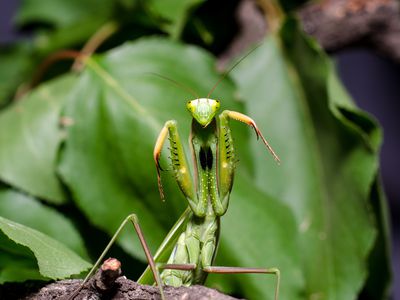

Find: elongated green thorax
191;118;220;217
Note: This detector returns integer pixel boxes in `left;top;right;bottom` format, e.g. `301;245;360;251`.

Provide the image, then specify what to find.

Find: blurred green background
0;0;394;299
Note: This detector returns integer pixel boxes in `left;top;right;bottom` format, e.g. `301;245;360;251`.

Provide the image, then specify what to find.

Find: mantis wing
137;207;192;284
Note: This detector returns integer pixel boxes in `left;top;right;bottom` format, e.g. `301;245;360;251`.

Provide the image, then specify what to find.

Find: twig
14;50;82;100
71;22;118;72
93;257;122;293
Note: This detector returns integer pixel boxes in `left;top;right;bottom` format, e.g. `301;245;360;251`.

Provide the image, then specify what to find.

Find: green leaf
0;251;44;283
0;216;91;280
0;75;75;204
0;45;34;106
57;37;304;299
58;38;250;262
232;18;384;299
0;265;44;283
15;0;115;57
146;0;204;38
0;189;88;259
361;178;392;299
32;18;112;56
16;0;113;28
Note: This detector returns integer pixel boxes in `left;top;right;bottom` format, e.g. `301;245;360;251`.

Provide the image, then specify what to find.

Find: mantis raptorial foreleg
220;110;280;163
67;213;166;300
154;120;206;216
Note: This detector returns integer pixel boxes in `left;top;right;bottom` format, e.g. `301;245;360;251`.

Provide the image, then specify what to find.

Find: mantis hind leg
160;261;280;300
203;266;280;300
203;266;281;300
67;213;165;300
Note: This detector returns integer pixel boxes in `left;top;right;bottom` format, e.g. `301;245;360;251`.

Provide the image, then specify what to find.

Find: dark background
1;1;398;299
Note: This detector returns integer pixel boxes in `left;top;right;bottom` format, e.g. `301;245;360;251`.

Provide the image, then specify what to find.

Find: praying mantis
70;51;281;300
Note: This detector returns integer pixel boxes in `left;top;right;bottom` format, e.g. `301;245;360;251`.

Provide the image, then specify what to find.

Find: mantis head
187;98;220;127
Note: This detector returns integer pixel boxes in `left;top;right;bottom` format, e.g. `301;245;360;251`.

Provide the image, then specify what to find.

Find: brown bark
299;0;400;62
0;259;241;300
0;278;241;300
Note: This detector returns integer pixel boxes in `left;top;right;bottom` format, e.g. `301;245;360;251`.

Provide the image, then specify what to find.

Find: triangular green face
187;98;220;127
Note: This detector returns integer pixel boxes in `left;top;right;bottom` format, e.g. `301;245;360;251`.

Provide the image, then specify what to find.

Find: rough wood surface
0;278;242;300
0;258;241;300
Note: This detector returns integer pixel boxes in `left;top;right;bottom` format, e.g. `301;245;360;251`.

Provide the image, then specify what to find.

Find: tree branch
0;278;240;300
298;0;400;62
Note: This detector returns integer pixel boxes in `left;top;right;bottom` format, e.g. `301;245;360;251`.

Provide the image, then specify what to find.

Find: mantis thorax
187;98;220;127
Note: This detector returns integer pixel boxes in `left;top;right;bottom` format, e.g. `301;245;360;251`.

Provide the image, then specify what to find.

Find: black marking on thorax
199;146;213;170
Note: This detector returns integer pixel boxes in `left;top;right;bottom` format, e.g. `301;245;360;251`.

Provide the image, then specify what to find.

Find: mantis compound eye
187;100;196;113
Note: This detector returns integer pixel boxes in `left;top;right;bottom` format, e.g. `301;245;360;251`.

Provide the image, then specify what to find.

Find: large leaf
57;37;302;299
0;75;74;203
58;38;251;262
0;216;91;281
232;19;384;299
0;189;88;259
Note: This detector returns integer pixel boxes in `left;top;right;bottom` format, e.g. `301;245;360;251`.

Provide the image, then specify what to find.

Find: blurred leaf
58;38;250;262
32;18;111;55
0;75;75;204
15;0;117;58
0;216;91;280
0;45;34;107
0;189;88;259
146;0;204;38
232;18;383;299
16;0;113;28
326;79;387;298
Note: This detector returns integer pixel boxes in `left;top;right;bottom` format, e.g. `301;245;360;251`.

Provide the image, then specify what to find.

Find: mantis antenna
149;44;263;101
149;72;200;99
207;43;263;99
